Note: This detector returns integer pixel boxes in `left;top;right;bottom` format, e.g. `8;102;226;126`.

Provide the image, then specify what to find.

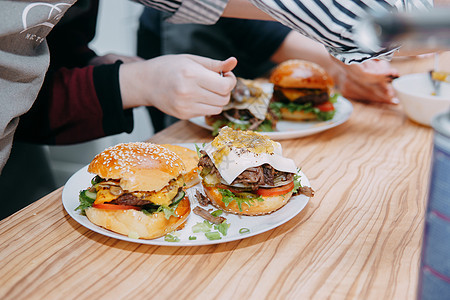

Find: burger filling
76;175;185;219
208;78;277;135
198;151;302;211
270;87;338;121
208;108;278;136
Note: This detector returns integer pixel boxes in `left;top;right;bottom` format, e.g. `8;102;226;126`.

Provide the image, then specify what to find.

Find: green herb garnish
192;220;213;233
218;188;263;212
239;228;250;234
164;234;180;242
269;93;339;121
211;210;223;217
214;222;230;236
205;231;222;240
293;170;302;194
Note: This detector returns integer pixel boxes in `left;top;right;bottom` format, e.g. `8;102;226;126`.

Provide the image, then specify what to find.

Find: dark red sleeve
15;1;133;145
15;62;133;145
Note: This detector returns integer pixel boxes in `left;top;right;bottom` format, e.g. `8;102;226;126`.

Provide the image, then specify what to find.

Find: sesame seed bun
87;142;185;192
161;144;201;188
270;59;334;90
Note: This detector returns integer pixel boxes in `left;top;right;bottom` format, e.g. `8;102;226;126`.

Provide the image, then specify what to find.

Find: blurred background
48;0;151;188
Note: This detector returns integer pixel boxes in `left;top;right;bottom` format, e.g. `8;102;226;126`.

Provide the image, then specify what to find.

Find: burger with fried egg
76;142;190;240
269;59;337;121
198;127;313;215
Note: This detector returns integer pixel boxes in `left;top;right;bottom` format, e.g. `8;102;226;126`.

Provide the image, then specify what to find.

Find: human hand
89;53;144;66
119;54;238;119
329;58;399;104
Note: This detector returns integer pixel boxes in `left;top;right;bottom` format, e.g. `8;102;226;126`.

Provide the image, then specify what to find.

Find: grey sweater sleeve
0;1;75;174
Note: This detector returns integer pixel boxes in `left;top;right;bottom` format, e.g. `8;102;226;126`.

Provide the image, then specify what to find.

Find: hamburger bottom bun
279;107;318;121
85;196;190;240
161;144;200;188
203;184;294;216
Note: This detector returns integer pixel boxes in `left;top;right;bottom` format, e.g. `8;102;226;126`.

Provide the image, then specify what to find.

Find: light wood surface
1;52;449;300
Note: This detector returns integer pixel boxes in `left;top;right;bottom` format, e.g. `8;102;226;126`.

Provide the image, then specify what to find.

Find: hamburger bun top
88;142;185;192
270;59;334;90
161;144;201;188
161;144;199;174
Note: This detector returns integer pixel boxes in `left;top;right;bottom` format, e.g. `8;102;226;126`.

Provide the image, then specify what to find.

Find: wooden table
1;52;449;300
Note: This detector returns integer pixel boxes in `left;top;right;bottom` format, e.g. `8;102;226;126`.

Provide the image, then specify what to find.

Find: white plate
189;96;353;140
62;143;311;246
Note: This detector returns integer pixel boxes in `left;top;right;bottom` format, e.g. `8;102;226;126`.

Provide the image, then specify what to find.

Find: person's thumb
188;55;237;74
220;57;238;73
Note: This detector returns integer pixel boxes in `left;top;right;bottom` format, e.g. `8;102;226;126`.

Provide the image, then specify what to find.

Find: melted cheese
211;127;275;164
282;88;308;100
204;127;297;184
93;175;184;206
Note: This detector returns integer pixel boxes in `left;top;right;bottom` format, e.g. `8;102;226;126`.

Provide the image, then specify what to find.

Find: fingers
341;80;397;104
221;57;238;73
187;55;237;74
358;60;400;82
177;103;225;119
164;98;226;119
191;58;237;96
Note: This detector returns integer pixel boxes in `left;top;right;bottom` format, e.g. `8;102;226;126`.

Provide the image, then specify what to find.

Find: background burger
198;127;313;216
76;142;190;240
205;78;278;135
269;59;337;121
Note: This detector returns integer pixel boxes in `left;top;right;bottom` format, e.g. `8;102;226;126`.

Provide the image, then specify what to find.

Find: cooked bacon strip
195;190;210;206
299;186;315;197
193;206;226;224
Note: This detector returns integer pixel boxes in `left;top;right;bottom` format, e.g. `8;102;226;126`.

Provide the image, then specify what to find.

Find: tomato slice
92;203;141;211
256;181;295;197
315;101;335;112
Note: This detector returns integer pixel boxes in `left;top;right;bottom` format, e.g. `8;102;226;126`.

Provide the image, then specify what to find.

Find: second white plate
189;96;353;140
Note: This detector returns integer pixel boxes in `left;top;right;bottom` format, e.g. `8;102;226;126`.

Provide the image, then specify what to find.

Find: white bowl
393;73;450;126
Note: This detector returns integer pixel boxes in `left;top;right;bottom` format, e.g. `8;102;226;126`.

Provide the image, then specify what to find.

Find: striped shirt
136;0;228;24
136;0;433;63
249;0;433;63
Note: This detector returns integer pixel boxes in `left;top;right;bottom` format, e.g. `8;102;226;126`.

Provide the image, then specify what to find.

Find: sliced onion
97;180;120;186
223;112;250;125
109;186;123;196
258;178;293;188
222;178;293;189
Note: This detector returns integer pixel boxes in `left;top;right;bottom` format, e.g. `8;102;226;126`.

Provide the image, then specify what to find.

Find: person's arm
222;0;273;20
119;55;237;118
225;0;433;64
15;62;134;145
